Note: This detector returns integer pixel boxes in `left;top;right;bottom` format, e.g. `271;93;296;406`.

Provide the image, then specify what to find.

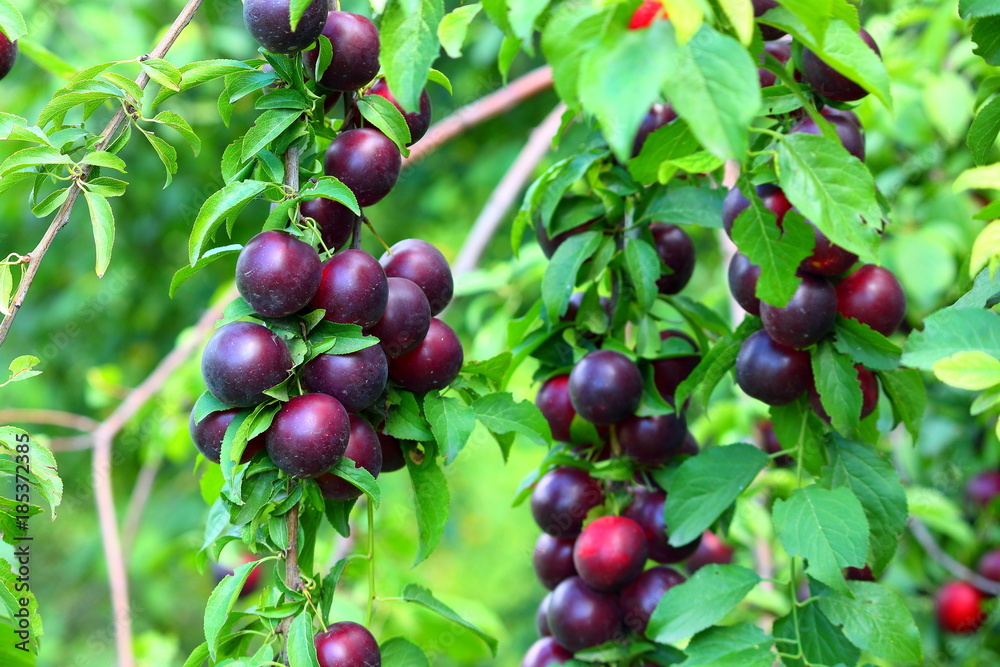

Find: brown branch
451;104;567;277
277;503;302;664
402;65;554;168
0;0;206;350
122;454;163;557
0;409;98;432
909;517;1000;596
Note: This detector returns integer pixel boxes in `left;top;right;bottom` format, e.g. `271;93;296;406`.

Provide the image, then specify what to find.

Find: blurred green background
0;0;999;665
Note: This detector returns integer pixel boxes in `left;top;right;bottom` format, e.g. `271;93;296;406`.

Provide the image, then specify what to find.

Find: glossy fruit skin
244;0;327;54
379;239;454;315
620;566;685;634
568;350;644;425
722;184;791;238
651;330;700;402
809;365;878;422
324;128;401;207
935;581;986;634
521;637;572;667
300;197;355;250
315;621;381;667
799;221;858;277
531;467;605;538
365;80;432;144
536;593;553;637
729;253;762;316
265;394;351;478
303;11;380;92
573;516;649;591
533;533;578;590
0;31;17;80
235;231;322;318
967;471;1000;508
757;41;791;87
802;29;881;102
547;576;624;652
650;224;695;295
302;343;387;413
791;112;866;161
632;103;677;155
753;0;785;40
189;408;265;464
978;549;1000;587
836;265;907;336
377;432;406;472
618;413;687;465
685;531;734;574
388;318;463;393
202;322;293;407
735;330;813;406
316;415;382;500
369;277;431;358
310;249;389;329
628;0;666;30
679;431;699;457
760;273;838;349
623;486;701;563
536;375;577;443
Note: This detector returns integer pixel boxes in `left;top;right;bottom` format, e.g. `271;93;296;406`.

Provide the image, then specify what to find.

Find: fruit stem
350;214;363;250
362;215;392;253
365;499;376;627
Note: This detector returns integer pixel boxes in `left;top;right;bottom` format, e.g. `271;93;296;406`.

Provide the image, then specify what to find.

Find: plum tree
301;343;388;413
368;277;431;358
531;467;604;538
735;330;813;405
365;80;432;144
379;239;454;315
533;533;578;591
546;576;624;652
316;415;382;501
387;318;464;393
568;350;644;425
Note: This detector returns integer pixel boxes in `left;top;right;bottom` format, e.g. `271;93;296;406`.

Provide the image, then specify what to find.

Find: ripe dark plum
369;277;431;358
568;350;644;425
799;222;858;277
533;533;578;590
752;0;785;40
324;128;401;207
303;11;380;91
617;413;687;465
759;273;838;349
536;375;577;443
802;29;881;102
302;343;387;413
977;549;1000;587
314;621;381;667
536;593;553;637
309;249;389;329
201;321;293;407
244;0;327;54
0;30;17;80
679;431;699;457
791;112;866;161
521;637;572;667
547;576;624;652
379;239;454;315
620;566;685;634
650;224;695;295
300;197;355;250
935;582;985;634
316;415;382;500
651;330;700;402
836;265;907;336
809;365;879;422
757;41;791;87
722;184;791;238
265;394;350;478
189;407;265;464
685;532;734;574
387;318;463;393
377;432;407;472
573;516;648;591
531;467;605;538
734;330;813;406
235;230;321;317
966;471;1000;508
365;79;432;144
623;486;701;563
728;253;762;315
632;103;677;156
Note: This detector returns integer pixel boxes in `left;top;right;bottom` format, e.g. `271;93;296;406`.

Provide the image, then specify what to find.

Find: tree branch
402;66;554;168
277;503;302;664
909;517;1000;596
0;409;98;432
0;0;206;350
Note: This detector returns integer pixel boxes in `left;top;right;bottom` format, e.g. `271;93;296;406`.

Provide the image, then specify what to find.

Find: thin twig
122;454;163;556
909;517;1000;596
0;0;206;350
402;66;554;168
451;104;566;277
0;409;98;432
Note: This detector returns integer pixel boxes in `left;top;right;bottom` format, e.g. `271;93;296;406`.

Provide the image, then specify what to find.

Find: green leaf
328;457;381;508
675;317;760;409
288;0;313;30
204;559;264;658
903;307;1000;368
832;317;901;371
301;176;361;214
772;485;869;593
540;2;609;104
0;0;28;41
83;190;115;277
0;146;73;177
380;637;430;667
241;109;300;162
772;602;859;667
151;110;202;156
811;340;863;435
961;0;1000;18
624;239;661;313
406;453;449;565
716;0;754;45
188;180;271;265
81;150;126;172
662;25;761;160
647;564;760;644
424;394;476;464
907;486;975;546
579;20;678;162
438;3;481;58
776;133;882;262
30;187;70;218
821;437;908;574
818;581;922;663
400;584;498;656
731;197;813;308
169;244;242;297
541;231;603;319
471;392;550;446
384;391;433;442
357;94;411;153
3;355;40;385
140;128;178;187
286;611;319;667
508;0;550;45
628;120;700;186
141;57;182;91
933;350;1000;390
973;16;1000;66
639;184;724;228
678;623;773;667
381;0;444;111
877;368;925;440
665;444;769;547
